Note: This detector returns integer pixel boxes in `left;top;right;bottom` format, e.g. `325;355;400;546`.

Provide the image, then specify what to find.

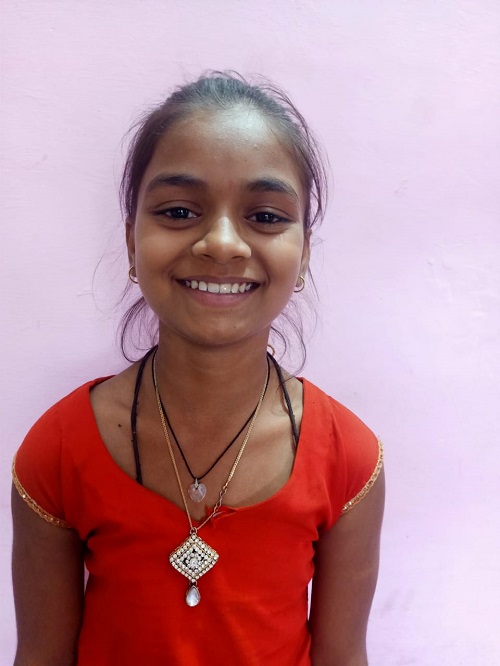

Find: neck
152;331;272;420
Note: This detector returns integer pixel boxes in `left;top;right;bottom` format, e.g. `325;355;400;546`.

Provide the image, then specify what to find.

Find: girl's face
127;107;309;349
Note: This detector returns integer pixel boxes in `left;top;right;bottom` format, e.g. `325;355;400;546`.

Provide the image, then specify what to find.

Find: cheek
133;226;179;270
269;233;305;276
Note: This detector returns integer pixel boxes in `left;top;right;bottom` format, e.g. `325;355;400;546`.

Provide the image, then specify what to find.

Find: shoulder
302;378;377;441
301;378;383;520
88;364;138;420
13;376;113;528
18;363;138;447
19;378;109;447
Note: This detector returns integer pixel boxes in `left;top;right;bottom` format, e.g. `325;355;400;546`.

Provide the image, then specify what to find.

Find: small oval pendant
186;585;201;607
188;480;207;503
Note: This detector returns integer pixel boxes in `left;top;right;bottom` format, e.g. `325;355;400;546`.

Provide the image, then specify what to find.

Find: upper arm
309;467;385;666
12;483;85;666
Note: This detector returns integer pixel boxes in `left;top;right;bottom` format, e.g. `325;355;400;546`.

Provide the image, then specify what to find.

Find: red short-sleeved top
13;377;383;666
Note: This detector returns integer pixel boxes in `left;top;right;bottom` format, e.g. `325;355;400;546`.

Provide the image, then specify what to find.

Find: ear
299;231;311;278
126;217;135;267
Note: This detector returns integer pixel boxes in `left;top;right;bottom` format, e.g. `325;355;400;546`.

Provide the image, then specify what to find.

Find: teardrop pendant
186;584;201;607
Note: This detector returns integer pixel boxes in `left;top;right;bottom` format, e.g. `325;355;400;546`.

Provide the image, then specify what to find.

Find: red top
13;378;383;666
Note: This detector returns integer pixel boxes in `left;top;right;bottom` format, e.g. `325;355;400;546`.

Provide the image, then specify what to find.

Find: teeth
184;280;254;294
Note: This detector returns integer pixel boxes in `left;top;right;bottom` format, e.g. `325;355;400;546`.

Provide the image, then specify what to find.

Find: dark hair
119;71;328;370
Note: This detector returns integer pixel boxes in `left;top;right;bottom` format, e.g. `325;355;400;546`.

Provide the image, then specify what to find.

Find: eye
157;207;197;220
249;211;289;225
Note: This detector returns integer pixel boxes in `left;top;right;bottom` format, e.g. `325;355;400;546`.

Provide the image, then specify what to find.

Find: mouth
181;280;258;294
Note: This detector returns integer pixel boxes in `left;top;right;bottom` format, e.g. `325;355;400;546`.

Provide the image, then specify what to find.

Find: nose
192;215;251;263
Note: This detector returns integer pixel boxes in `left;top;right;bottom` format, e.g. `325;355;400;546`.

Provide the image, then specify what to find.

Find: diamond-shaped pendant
169;532;219;587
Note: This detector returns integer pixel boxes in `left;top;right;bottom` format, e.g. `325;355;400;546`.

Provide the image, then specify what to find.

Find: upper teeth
184;280;253;294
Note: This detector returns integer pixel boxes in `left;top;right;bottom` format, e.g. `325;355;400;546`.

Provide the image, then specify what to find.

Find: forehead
140;107;304;196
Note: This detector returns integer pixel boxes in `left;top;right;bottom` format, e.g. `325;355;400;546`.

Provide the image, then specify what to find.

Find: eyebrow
246;178;299;201
145;173;206;194
144;173;299;201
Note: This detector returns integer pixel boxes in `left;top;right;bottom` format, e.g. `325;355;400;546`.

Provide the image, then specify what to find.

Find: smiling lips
182;280;256;294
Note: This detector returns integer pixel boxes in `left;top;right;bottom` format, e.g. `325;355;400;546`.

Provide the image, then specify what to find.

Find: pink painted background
1;1;499;663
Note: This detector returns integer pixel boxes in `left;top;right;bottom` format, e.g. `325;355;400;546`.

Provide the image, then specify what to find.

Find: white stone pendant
186;585;201;607
188;479;207;503
169;532;219;607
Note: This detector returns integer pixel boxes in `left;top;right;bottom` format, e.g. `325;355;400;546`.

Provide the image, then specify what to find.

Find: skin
12;107;384;665
12;490;84;666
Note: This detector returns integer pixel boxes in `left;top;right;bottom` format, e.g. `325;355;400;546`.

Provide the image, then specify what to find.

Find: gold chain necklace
152;351;270;607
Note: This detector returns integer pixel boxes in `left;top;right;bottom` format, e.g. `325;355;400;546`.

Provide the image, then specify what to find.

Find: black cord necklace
153;355;271;503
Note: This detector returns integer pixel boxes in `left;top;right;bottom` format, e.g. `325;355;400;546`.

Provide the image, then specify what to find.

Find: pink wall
2;1;499;663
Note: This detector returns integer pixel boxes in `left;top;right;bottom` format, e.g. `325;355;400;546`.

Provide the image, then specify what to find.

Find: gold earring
294;275;305;293
267;344;276;357
128;266;139;284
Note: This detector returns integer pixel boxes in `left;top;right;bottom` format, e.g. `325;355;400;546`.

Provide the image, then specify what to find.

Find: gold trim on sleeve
12;454;71;529
341;437;384;515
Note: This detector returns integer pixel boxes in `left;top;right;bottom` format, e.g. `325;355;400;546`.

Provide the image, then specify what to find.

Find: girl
12;73;384;665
